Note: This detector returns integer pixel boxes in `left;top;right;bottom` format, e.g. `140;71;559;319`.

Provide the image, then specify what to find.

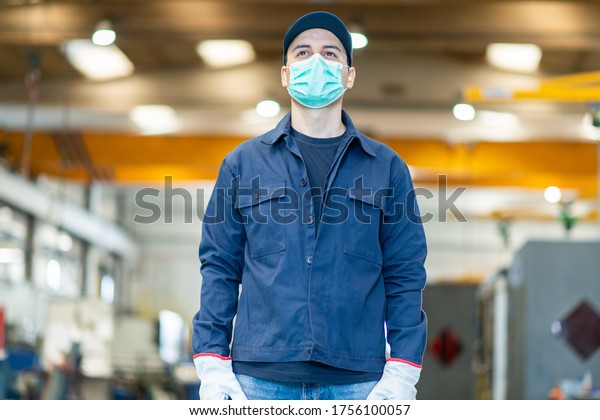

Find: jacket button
255;192;261;199
305;215;314;225
300;177;307;187
306;255;313;264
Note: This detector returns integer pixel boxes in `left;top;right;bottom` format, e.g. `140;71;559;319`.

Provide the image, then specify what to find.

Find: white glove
366;359;422;400
193;354;247;400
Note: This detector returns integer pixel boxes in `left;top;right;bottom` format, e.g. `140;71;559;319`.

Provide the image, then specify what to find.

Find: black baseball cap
283;11;353;66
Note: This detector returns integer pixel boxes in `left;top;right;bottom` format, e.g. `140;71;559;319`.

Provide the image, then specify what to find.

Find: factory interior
1;0;600;401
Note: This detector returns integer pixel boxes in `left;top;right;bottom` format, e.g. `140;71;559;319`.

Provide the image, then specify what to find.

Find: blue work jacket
192;111;428;374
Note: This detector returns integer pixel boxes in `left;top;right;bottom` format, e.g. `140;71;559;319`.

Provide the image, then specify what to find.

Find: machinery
476;240;600;399
418;283;478;399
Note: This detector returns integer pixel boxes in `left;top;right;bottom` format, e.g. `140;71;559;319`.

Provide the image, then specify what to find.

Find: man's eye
324;51;337;57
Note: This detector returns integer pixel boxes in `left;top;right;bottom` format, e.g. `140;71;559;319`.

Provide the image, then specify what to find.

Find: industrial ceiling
0;0;599;220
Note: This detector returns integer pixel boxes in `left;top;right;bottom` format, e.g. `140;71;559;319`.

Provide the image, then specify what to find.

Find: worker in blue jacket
192;11;428;400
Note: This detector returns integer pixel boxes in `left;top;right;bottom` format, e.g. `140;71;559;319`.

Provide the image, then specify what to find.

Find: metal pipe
0;166;136;260
492;278;509;400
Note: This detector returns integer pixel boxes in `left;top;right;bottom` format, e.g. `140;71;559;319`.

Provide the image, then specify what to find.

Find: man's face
281;28;355;90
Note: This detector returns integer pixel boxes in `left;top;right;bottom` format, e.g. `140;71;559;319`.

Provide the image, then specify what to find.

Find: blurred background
0;0;599;400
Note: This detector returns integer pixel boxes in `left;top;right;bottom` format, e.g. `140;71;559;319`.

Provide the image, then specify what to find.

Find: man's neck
289;102;346;138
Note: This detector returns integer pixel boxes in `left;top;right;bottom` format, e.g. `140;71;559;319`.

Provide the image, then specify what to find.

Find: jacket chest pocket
342;187;385;266
235;180;287;259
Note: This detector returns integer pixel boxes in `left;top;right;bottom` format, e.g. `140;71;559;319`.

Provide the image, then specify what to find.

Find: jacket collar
261;110;377;157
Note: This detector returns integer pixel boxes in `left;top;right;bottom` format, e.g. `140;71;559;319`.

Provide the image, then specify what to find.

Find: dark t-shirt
293;127;344;234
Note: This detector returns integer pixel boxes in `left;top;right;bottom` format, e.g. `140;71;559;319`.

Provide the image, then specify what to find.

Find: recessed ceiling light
478;110;519;129
196;39;256;68
351;32;368;49
544;186;562;203
129;105;182;135
255;100;280;118
486;43;542;73
92;20;116;46
62;40;134;80
453;103;476;121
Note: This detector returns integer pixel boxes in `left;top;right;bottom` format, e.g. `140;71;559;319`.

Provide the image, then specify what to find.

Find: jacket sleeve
192;157;246;357
381;157;428;367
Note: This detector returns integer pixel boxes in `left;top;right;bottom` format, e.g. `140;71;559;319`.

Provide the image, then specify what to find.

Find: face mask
286;54;348;109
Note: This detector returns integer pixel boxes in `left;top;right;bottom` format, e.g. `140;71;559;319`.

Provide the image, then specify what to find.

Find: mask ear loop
342;65;351;83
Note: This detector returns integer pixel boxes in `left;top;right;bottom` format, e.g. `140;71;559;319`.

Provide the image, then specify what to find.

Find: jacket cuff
193;352;232;361
387;357;422;369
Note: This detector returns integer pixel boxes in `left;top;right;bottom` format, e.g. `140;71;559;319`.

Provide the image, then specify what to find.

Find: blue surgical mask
286;54;348;109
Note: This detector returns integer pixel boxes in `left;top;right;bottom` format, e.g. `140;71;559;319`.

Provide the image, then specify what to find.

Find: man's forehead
289;28;343;48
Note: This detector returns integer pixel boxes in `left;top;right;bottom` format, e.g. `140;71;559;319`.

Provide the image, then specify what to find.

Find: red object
430;327;462;366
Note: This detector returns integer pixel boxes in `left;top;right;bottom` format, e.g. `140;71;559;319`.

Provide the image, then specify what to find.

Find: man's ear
281;66;289;87
346;67;356;89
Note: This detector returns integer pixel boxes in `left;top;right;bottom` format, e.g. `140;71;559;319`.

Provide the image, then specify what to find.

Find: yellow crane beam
464;70;600;103
1;131;597;198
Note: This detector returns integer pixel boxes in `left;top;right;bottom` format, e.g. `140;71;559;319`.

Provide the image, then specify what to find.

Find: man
192;11;427;400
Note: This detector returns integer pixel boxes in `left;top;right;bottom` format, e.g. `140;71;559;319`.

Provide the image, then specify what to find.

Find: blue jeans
236;374;378;400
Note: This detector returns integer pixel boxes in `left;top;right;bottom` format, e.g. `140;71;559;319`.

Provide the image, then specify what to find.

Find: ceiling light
351;32;368;49
348;22;368;50
544;186;562;203
453;103;476;121
255;100;280;118
196;40;256;68
62;40;134;80
92;20;116;46
486;43;542;73
129;105;182;135
478;110;519;129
